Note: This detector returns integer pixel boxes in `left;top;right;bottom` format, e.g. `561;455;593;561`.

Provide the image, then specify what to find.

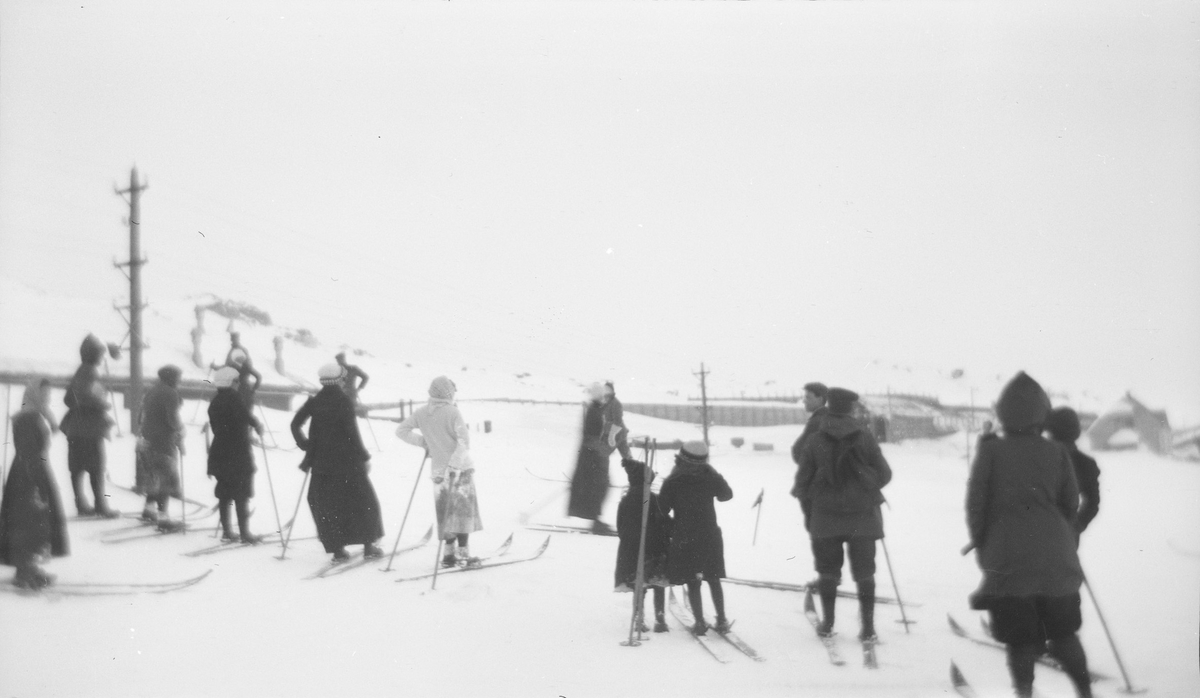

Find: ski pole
430;539;445;591
179;446;187;534
1;384;10;503
364;415;381;452
257;403;278;448
622;446;655;647
383;452;428;572
278;470;310;560
259;439;285;548
1082;574;1145;694
752;488;764;546
880;538;914;632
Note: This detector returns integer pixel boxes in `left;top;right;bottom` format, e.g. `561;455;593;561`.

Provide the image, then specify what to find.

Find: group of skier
0;333;1105;697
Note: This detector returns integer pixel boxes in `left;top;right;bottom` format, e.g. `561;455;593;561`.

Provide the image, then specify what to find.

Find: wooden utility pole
695;363;710;446
115;167;149;434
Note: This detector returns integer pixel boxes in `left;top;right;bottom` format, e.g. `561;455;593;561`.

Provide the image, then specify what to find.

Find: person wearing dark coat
966;372;1092;698
790;382;829;499
1045;407;1101;537
658;441;733;636
137;365;187;525
60;333;118;517
567;383;616;534
291;364;384;562
0;407;69;590
208;367;265;543
614;457;671;633
796;387;892;641
335;352;370;407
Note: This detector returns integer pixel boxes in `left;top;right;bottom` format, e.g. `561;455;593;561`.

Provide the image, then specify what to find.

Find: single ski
804;586;846;666
723;576;917;606
2;570;212;597
523;522;618;537
950;661;977;698
318;526;435;578
667;587;732;663
712;621;766;661
394;535;548;583
101;521;195;544
183;532;286;557
947;615;1111;682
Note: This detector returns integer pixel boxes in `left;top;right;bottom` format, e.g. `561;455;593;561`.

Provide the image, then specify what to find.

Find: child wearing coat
614;457;671;632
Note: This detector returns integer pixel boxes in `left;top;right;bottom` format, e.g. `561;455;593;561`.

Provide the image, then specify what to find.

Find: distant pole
695;363;710;446
115;167;149;435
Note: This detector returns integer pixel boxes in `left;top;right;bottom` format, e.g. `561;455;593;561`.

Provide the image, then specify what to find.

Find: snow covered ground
2;390;1196;697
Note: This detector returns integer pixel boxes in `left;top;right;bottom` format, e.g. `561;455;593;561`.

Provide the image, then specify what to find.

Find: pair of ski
393;535;551;583
1;570;213;598
802;586;878;669
947;615;1112;683
666;588;764;663
305;526;437;579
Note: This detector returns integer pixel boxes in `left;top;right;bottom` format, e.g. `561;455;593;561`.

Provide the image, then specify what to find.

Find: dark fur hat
1045;406;1082;443
826;387;859;416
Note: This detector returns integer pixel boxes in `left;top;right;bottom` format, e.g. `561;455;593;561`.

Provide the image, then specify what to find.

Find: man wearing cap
291;363;384;562
137;365;187;527
796;387;892;643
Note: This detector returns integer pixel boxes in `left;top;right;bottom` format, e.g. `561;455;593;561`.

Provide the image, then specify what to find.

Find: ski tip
536;535;552;553
500;532;515;546
420;525;434;542
947;614;967;636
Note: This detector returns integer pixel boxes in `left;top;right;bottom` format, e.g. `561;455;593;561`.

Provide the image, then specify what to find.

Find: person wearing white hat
290;364;384;562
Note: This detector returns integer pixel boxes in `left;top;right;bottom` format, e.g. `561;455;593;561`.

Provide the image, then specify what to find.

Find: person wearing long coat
291;364;384;562
395;376;483;567
614;457;670;632
137;365;186;524
966;372;1092;698
208;367;264;543
567;383;615;533
658;441;733;635
0;403;69;590
60;333;117;517
796;387;892;641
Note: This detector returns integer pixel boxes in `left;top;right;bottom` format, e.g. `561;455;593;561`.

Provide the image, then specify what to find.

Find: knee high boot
1006;642;1041;698
857;578;876;640
219;499;236;540
817;575;839;636
1047;635;1093;698
709;578;729;631
236;499;261;543
72;471;93;514
686;580;708;635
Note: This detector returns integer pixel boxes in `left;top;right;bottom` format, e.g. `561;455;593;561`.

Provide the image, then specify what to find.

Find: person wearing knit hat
567;383;619;535
795;386;892;644
395;377;485;568
61;334;118;518
659;440;734;635
966;373;1092;698
1046;407;1101;537
135;365;188;528
208;366;266;543
613;457;670;632
291;364;385;562
790;381;830;499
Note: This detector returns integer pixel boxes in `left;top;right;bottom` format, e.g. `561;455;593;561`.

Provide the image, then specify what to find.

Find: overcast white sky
2;1;1198;420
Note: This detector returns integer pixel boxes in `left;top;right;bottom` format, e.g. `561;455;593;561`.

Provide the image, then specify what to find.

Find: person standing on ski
659;441;733;636
207;367;265;543
0;383;69;590
567;383;617;534
60;334;118;518
395;376;483;568
614;457;671;633
335;351;370;409
790;382;829;504
137;365;187;527
291;364;384;562
966;372;1093;698
795;387;892;643
1045;407;1100;539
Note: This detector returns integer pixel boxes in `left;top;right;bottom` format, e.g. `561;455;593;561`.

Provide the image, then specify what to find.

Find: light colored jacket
395;399;471;480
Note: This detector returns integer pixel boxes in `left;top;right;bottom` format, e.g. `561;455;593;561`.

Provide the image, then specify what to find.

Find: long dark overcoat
567;400;609;520
61;337;112;473
614;475;671;589
0;411;69;566
796;413;892;539
208;388;260;501
658;459;732;584
291;386;383;551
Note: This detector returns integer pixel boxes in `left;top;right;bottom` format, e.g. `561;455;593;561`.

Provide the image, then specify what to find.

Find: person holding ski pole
614;457;671;633
207;367;265;543
795;387;892;643
395;376;483;568
659;441;733;636
966;372;1092;698
137;365;187;530
291;364;384;562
